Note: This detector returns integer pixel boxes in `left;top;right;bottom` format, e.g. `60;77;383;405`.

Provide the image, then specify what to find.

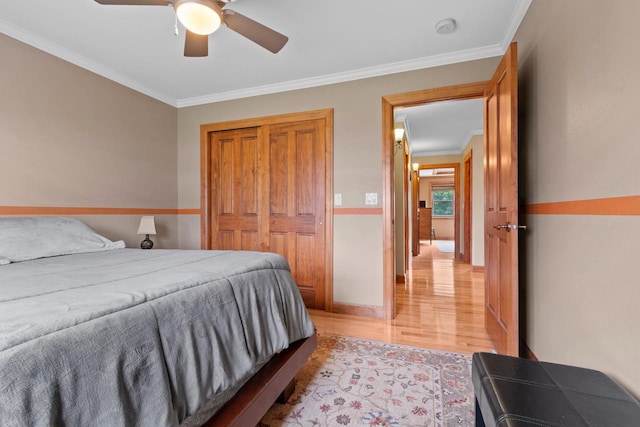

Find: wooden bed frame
204;331;318;426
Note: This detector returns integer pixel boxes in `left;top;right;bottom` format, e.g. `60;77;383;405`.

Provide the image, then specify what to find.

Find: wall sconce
410;162;419;181
394;128;405;153
137;216;157;249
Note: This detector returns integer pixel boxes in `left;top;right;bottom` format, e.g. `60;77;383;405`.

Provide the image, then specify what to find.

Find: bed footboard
203;331;318;427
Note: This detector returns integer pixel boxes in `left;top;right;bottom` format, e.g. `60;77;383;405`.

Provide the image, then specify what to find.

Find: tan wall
0;34;179;248
177;59;499;307
430;218;453;240
515;0;640;397
461;134;485;267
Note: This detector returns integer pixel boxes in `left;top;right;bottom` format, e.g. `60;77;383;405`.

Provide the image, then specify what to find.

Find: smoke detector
435;18;457;35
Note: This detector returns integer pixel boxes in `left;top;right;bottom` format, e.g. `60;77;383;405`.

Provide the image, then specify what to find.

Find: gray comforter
0;249;315;426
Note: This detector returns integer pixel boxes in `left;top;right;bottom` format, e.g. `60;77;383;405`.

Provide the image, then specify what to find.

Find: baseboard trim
521;339;538;361
395;274;405;284
472;265;485;273
332;302;384;319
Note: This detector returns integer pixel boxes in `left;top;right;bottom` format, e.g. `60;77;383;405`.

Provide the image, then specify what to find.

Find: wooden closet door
210;127;261;251
206;115;328;310
264;119;326;309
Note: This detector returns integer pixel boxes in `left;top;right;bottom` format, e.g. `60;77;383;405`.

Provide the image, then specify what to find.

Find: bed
0;217;316;426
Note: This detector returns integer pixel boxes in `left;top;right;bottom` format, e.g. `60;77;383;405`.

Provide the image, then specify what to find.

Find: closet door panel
267;120;325;309
211;128;260;251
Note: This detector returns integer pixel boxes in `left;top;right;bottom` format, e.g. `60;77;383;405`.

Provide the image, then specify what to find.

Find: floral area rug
260;334;475;426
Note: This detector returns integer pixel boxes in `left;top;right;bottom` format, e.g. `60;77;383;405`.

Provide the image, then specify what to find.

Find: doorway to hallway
401;240;493;353
308;240;493;354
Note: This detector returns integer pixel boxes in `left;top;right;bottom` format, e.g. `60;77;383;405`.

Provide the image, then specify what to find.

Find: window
431;185;454;217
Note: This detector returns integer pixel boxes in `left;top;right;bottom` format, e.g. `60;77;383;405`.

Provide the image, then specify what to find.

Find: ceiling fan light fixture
175;0;221;35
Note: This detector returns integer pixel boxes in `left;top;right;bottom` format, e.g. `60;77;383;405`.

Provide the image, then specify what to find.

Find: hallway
309;241;494;354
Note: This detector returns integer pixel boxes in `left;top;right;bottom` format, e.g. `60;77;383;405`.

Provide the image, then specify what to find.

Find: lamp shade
175;0;221;35
394;128;405;141
137;216;157;235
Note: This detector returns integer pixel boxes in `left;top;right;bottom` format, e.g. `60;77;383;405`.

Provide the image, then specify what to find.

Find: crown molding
502;0;532;51
176;43;505;107
461;128;484;149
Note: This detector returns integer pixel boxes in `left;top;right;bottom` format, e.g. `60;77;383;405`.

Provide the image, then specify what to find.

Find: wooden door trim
411;166;419;257
382;82;488;320
417;162;460;253
200;109;334;133
403;143;410;274
200;109;334;311
463;150;472;264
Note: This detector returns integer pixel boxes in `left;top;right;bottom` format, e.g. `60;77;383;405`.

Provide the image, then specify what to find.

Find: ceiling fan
94;0;288;57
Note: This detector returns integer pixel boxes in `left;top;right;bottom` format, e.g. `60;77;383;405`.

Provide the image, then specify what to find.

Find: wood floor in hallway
308;241;495;354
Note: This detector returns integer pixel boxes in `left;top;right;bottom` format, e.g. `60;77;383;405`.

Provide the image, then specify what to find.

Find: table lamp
137;216;156;249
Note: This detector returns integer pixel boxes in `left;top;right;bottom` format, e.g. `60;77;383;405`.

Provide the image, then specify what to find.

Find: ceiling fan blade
184;29;209;57
94;0;170;5
222;9;288;53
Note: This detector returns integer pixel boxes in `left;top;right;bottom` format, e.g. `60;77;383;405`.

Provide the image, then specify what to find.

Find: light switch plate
334;193;342;206
365;193;378;205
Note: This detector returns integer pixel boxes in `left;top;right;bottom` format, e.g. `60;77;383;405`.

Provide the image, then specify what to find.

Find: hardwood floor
308;240;495;355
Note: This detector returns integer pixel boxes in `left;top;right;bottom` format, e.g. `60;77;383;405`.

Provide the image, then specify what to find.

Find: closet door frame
200;108;334;311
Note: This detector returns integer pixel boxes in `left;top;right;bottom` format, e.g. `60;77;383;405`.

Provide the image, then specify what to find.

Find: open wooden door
411;169;419;256
463;151;472;264
404;149;410;272
484;42;521;356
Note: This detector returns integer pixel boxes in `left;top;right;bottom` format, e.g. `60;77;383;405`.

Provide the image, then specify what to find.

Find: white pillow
0;217;125;262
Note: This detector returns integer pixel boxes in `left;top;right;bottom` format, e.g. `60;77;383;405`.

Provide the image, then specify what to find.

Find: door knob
494;222;527;232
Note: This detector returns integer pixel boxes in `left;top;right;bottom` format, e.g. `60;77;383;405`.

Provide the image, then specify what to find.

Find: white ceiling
1;0;529;155
396;98;484;157
0;0;530;108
